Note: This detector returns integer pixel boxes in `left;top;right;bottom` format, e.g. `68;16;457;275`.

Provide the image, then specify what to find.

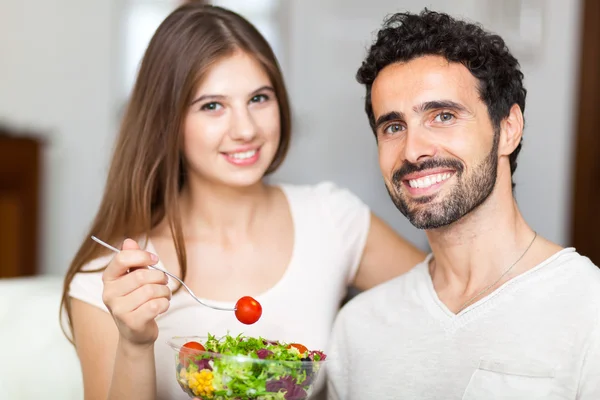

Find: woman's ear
498;103;524;156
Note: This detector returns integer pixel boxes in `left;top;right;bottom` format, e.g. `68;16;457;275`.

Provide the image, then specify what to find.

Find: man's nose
403;127;436;164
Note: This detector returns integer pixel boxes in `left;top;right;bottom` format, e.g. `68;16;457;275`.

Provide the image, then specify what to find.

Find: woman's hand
102;238;171;347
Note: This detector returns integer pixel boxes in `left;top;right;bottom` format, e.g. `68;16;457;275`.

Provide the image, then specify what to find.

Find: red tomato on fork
235;296;262;325
178;341;206;367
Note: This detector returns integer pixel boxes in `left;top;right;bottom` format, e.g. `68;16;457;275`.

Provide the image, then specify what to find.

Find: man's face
371;55;499;230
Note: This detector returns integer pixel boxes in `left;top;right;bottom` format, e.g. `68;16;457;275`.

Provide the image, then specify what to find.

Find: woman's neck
175;178;273;243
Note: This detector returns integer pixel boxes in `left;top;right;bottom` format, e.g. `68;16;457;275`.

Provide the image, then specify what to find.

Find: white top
68;181;371;400
327;248;600;400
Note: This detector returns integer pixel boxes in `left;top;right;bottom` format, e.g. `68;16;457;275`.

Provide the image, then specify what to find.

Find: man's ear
498;104;524;156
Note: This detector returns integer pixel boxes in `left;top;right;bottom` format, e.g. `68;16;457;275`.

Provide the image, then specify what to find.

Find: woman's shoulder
68;254;110;312
276;180;370;240
276;180;367;207
79;252;113;272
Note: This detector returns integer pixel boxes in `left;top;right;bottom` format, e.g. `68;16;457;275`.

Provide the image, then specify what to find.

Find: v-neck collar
418;248;577;331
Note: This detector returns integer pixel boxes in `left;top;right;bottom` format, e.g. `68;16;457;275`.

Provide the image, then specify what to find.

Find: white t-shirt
327;248;600;400
68;182;371;400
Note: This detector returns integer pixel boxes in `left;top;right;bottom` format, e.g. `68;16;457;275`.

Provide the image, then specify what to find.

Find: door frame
570;0;599;265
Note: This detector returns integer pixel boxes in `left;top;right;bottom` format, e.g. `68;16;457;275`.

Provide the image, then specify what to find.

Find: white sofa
0;276;84;399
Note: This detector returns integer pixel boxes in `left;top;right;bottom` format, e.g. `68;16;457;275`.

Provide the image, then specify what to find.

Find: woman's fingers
100;238;170;346
102;239;158;283
103;268;168;301
109;283;172;316
116;297;171;333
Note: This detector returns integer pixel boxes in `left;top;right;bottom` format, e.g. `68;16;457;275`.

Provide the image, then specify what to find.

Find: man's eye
384;124;403;134
201;102;222;111
434;112;455;122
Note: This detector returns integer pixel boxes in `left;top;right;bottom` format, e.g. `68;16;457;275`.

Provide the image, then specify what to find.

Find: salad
175;334;327;400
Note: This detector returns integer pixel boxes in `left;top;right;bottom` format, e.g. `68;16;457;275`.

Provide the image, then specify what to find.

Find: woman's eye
250;94;269;103
384;123;404;135
201;102;222;111
434;112;455;122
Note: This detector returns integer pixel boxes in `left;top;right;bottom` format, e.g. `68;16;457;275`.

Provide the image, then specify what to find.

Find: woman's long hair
60;3;291;342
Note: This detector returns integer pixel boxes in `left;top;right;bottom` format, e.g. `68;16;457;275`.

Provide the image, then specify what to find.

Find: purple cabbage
193;358;213;371
308;350;327;361
256;349;273;359
266;376;308;400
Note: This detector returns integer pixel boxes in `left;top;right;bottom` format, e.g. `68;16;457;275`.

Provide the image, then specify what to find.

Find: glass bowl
167;336;327;400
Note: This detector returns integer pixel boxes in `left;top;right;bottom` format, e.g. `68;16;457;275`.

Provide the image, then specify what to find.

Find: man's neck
425;187;539;312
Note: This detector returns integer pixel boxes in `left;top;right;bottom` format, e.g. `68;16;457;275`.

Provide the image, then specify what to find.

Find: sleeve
578;312;600;399
68;254;113;313
314;181;371;285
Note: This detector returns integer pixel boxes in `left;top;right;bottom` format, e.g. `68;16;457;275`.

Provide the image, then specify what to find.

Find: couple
61;3;599;400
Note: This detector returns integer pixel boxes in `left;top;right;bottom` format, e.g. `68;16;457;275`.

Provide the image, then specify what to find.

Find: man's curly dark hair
357;9;527;187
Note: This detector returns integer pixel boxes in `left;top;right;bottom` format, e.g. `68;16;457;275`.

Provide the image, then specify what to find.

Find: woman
61;3;425;400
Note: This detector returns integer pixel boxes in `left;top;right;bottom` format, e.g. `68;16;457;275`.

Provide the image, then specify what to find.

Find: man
327;9;600;400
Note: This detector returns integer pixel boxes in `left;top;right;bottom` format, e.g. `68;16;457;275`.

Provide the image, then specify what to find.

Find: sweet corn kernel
189;369;214;398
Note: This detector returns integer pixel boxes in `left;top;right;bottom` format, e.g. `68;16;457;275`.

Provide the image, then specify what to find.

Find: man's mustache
392;158;464;184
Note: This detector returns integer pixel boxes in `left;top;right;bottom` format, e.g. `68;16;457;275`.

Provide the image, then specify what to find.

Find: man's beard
386;136;499;230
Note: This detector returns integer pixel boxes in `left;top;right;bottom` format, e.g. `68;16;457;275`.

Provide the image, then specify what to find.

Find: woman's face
182;50;281;188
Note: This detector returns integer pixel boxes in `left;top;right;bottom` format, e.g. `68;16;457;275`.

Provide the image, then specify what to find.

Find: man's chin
389;187;457;229
407;193;438;205
398;201;459;230
406;214;455;230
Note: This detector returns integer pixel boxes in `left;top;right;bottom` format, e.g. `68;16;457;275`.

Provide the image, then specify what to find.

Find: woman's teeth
229;150;257;160
408;172;452;189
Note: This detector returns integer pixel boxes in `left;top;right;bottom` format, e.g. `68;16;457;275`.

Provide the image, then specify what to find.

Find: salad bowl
168;334;327;400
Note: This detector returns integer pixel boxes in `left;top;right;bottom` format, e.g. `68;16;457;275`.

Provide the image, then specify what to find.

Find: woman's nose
229;107;258;141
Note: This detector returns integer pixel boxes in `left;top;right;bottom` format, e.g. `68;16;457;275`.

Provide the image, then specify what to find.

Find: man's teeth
408;172;452;189
229;150;257;160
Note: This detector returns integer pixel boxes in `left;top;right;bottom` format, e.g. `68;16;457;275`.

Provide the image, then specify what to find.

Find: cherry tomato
287;343;308;355
235;296;262;325
178;341;205;367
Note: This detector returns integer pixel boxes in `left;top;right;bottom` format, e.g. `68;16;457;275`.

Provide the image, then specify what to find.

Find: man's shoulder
549;249;600;287
536;249;600;321
557;250;600;296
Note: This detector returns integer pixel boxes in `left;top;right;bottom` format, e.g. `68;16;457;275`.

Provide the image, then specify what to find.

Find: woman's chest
153;234;295;302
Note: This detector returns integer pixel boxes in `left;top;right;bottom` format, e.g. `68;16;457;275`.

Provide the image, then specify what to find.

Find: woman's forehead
194;51;271;96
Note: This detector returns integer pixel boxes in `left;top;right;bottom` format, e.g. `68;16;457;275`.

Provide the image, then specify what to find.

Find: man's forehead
371;56;479;113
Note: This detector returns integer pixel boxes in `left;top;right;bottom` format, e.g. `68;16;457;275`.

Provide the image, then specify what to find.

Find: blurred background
0;0;598;397
0;0;598;279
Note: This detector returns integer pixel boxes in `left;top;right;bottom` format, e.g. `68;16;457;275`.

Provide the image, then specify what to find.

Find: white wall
498;0;582;250
0;0;583;275
0;0;121;275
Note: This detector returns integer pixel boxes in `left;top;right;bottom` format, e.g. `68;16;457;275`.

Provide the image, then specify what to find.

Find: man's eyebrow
414;100;469;114
374;111;405;130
